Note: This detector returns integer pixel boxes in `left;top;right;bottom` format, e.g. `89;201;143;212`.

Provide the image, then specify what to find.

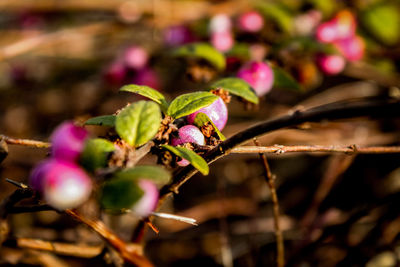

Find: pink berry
51;122;89;163
186;97;228;131
211;31;234;52
163;25;194;46
317;54;346;75
293;10;322;35
131;180;159;217
238;11;264;33
171;125;206;167
171;125;205;147
131;67;160;90
209;14;232;33
31;159;92;210
104;61;126;85
237;61;274;97
30;160;53;192
333;35;365;62
332;10;356;40
315;21;338;43
123;46;148;70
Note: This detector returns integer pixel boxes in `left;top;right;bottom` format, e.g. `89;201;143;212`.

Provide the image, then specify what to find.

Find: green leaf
100;176;144;211
84;115;116;127
167;91;218;119
362;3;400;45
272;66;301;91
80;138;115;173
173;43;226;70
257;2;293;34
210;77;259;104
193;112;226;141
115;101;161;147
162;145;209;175
114;166;171;185
120;84;169;113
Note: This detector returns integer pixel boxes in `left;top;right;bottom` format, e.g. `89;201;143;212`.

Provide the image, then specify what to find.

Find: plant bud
237;61;274;97
51;122;89;162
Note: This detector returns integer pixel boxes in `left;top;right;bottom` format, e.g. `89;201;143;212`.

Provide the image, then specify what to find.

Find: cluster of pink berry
29;122;92;210
315;10;365;75
171;96;228;166
210;11;264;52
105;45;160;89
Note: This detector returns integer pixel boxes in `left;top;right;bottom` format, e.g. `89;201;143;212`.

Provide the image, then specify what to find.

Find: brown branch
230;145;400;154
1;135;50;148
15;238;103;258
158;98;400;207
65;209;153;267
254;139;284;267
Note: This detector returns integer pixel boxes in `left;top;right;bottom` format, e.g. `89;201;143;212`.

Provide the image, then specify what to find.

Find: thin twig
230;145;400;154
254;139;284;267
14;238;103;258
1;135;50;148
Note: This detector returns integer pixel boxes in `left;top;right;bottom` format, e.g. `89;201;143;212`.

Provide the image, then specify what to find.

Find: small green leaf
257;2;293;34
100;176;144;211
210;77;259;104
162;145;209;175
80;138;115;173
167;91;218;119
272;66;301;91
115;101;161;147
120;84;169;113
194;112;226;141
173;43;226;70
84;115;116;127
362;3;400;45
114;166;171;185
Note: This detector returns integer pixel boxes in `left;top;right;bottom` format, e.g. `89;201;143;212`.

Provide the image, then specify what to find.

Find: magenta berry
31;159;92;210
332;10;356;40
333;35;365;62
171;125;206;167
237;61;274;97
131;67;160;90
171;125;205;147
186;97;228;131
104;61;126;85
51;122;89;163
315;22;338;43
317;54;346;75
293;10;322;35
131;180;159;217
237;11;264;33
29;160;53;192
211;31;234;52
123;46;148;70
163;25;194;47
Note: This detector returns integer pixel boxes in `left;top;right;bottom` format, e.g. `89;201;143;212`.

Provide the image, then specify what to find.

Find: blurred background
1;0;400;266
